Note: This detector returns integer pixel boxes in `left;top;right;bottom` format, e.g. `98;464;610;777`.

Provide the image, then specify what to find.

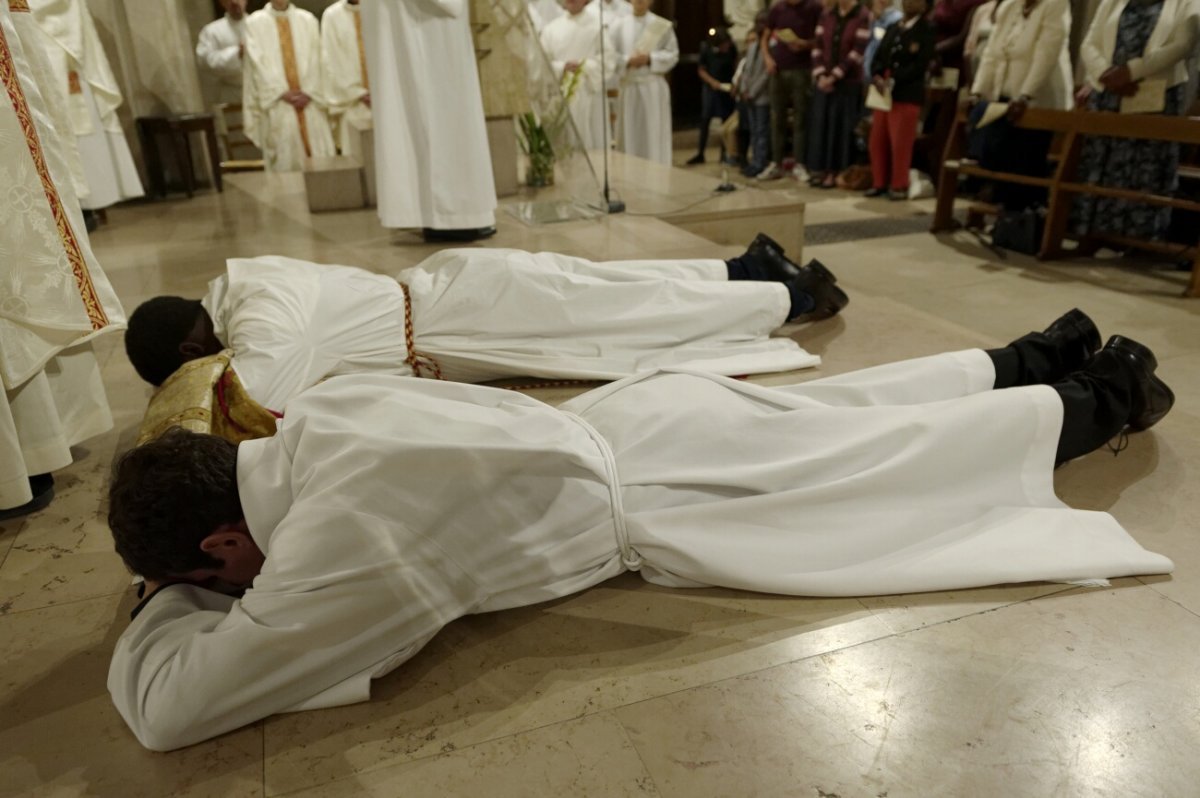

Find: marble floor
2;154;1198;797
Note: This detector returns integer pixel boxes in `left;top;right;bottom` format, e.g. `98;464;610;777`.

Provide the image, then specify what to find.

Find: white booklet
866;84;892;112
1121;78;1167;114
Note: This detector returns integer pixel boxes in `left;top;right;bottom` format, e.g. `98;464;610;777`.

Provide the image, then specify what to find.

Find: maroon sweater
812;4;872;84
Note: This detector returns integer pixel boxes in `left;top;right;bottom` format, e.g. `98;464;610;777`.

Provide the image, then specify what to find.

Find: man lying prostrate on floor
123;234;847;412
107;308;1176;751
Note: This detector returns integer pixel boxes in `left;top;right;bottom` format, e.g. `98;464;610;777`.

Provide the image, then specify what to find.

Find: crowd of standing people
677;0;1199;233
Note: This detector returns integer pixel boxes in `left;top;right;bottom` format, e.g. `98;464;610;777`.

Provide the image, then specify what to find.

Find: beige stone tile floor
2;160;1198;797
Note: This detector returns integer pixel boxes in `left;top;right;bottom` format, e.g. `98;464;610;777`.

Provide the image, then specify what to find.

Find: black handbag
991;207;1045;255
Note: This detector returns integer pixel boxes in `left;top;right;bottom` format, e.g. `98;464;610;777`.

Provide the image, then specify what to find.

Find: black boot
1052;336;1174;463
988;308;1102;389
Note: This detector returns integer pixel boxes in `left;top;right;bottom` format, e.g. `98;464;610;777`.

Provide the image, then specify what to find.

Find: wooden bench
931;106;1200;297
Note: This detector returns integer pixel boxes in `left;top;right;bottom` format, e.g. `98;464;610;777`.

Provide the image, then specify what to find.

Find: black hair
125;297;205;386
108;428;243;580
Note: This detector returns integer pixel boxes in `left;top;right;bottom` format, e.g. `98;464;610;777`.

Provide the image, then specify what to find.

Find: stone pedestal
487;117;519;198
303;156;366;212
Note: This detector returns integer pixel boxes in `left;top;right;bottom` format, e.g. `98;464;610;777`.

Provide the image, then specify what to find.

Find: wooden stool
136;114;223;199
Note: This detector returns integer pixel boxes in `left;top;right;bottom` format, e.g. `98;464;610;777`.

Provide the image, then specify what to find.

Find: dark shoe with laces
1044;308;1102;371
743;233;803;281
1103;335;1174;431
787;259;849;322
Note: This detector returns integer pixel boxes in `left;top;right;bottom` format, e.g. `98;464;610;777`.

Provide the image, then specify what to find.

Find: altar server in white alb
0;1;125;518
196;0;248;106
613;0;678;164
107;308;1175;751
29;0;144;210
360;0;497;242
242;0;335;171
320;0;370;156
123;234;849;412
540;0;617;150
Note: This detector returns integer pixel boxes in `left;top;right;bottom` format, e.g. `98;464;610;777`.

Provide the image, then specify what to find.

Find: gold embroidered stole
8;1;30;12
351;7;369;92
274;13;312;157
0;15;107;329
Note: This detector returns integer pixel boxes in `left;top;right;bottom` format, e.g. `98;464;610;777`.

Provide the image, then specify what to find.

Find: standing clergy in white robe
29;0;144;210
196;0;248;105
541;0;617;150
612;0;678;164
106;334;1174;750
320;0;370;156
586;0;633;28
527;0;562;30
0;0;125;515
360;0;497;238
124;241;848;411
242;0;335;172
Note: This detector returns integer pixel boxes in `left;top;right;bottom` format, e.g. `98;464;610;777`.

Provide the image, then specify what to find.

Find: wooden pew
931;106;1200;297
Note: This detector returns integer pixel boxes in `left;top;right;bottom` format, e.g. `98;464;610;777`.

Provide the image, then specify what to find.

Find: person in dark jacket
807;0;872;188
865;0;935;199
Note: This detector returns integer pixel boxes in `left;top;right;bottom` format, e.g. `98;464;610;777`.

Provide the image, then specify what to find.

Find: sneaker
791;165;811;183
756;163;783;180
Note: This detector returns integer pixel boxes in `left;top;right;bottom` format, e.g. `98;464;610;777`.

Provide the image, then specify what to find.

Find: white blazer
1081;0;1200;90
971;0;1073;108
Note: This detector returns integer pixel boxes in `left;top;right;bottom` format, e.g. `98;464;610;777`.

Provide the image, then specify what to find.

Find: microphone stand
598;0;625;213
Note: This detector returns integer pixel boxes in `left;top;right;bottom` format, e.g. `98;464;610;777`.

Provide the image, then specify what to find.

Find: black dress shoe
0;474;54;521
863;187;888;198
1043;308;1101;370
685;153;705;165
422;226;497;243
743;233;802;281
787;260;849;322
1103;335;1174;431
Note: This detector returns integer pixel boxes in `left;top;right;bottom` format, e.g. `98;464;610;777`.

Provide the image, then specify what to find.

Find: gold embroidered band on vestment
274;14;311;157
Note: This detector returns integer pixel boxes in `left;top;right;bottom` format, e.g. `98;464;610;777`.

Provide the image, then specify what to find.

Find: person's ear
178;341;205;361
198;521;252;555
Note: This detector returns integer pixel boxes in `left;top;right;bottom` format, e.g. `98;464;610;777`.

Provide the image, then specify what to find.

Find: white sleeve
197;28;242;77
650;27;680;74
107;506;459;751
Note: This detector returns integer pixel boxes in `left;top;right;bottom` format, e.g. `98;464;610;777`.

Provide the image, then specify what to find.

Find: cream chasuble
359;0;496;230
539;10;616;150
243;4;334;172
0;0;123;508
28;0;143;209
320;0;371;155
110;362;1172;751
612;11;678;164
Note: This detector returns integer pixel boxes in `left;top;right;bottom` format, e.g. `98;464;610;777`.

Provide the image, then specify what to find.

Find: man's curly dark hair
125;297;204;386
108;428;244;581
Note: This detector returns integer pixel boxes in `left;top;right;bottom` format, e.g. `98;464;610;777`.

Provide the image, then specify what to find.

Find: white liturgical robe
201;253;816;412
109;360;1172;751
612;11;678;164
0;2;124;509
527;0;562;30
196;14;246;105
360;0;496;230
540;9;616;150
30;0;144;209
243;3;335;171
320;0;371;155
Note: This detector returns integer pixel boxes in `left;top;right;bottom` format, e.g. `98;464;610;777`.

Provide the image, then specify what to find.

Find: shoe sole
791;284;849;322
1059;308;1102;353
805;258;838;285
1129;375;1174;431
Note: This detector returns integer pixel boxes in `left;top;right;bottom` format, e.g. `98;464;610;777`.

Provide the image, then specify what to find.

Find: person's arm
761;22;778;74
649;26;680;74
833;12;871;83
1016;0;1069;102
1079;0;1114;89
1124;2;1200;82
969;3;1004;98
196;27;242;78
108;506;451;751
